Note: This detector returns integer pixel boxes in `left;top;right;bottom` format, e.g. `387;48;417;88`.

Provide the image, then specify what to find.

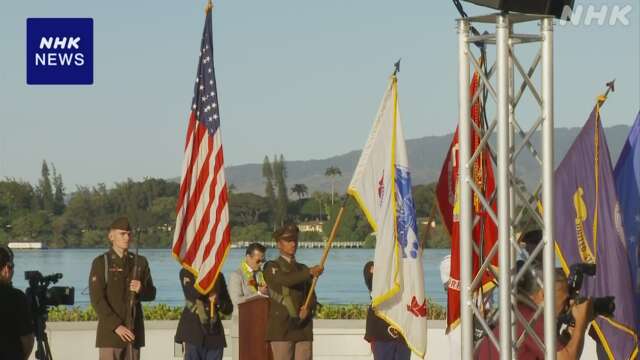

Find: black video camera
25;271;74;314
558;263;615;329
25;271;74;360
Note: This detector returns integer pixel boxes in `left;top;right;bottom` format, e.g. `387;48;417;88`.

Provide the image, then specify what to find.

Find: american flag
172;7;230;295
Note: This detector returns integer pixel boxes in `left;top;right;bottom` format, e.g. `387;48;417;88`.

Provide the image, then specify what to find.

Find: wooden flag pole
302;198;348;309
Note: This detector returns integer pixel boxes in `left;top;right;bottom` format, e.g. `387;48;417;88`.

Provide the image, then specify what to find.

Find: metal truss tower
457;13;556;359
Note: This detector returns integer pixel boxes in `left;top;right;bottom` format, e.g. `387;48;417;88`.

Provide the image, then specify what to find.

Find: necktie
252;271;258;289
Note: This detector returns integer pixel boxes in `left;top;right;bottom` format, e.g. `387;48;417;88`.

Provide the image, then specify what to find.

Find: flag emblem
395;165;419;259
406;296;428;318
378;172;385;205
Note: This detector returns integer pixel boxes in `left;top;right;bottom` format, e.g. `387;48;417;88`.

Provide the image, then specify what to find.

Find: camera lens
593;296;615;317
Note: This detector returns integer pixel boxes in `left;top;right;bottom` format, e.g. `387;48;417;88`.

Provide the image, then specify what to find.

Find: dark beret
110;216;131;231
273;223;299;241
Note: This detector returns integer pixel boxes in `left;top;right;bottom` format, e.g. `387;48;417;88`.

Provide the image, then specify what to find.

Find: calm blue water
10;248;450;307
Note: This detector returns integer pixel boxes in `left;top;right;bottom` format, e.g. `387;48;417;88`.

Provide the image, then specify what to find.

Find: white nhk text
35;36;85;66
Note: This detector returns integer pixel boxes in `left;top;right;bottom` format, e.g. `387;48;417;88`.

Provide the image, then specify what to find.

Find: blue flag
554;107;638;359
614;111;640;335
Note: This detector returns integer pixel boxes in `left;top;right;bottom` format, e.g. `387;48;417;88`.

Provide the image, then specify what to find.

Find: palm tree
290;184;308;200
324;166;342;206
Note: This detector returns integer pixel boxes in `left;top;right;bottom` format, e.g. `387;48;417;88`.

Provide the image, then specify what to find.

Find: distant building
418;217;436;228
8;242;46;250
298;220;324;233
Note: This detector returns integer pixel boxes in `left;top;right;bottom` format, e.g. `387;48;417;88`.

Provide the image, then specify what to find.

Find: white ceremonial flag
347;74;428;357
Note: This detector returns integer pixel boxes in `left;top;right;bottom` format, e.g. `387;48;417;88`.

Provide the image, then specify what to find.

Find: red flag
172;8;231;295
436;68;498;332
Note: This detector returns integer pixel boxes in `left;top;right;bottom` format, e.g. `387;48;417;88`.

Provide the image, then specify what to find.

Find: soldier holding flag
264;224;324;360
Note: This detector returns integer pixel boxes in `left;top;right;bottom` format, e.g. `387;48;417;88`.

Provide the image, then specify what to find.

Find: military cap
273;223;299;241
110;216;131;231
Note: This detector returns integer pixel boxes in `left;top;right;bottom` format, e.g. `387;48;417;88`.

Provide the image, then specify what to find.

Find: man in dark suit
263;224;324;360
175;268;233;360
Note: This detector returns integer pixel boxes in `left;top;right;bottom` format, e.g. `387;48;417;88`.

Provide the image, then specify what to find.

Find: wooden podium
238;296;272;360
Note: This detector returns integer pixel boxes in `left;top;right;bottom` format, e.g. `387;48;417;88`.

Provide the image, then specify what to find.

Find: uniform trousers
270;341;312;360
371;340;411;360
184;343;223;360
98;347;140;360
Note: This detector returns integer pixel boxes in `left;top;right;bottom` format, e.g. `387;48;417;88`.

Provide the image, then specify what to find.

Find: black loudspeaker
462;0;575;19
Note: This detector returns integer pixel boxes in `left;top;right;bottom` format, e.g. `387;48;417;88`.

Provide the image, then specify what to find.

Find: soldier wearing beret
263;224;324;360
89;217;156;360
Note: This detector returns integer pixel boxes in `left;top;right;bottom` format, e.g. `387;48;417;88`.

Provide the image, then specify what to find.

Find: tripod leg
43;332;53;360
35;336;45;359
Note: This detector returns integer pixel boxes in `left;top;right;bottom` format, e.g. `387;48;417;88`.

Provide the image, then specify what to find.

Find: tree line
0;159;453;249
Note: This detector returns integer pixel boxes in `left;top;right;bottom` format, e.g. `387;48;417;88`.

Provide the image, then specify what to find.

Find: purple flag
554;107;638;359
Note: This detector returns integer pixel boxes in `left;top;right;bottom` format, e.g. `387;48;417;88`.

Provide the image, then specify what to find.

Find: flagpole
302;197;348;309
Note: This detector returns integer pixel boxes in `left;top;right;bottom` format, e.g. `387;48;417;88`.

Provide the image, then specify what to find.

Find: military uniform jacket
174;269;233;348
263;256;316;342
89;248;156;348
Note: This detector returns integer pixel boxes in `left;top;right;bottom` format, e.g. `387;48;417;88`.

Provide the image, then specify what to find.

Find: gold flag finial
597;79;615;108
205;0;213;13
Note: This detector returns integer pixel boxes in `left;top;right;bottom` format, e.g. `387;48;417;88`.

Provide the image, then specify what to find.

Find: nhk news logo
27;18;93;85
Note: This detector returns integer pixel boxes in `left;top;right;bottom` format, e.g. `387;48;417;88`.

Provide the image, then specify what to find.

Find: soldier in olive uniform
263;224;324;360
89;217;156;360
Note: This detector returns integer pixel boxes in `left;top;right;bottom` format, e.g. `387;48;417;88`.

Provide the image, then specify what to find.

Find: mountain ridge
173;125;631;195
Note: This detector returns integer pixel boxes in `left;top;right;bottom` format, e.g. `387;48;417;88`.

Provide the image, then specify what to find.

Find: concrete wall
29;320;597;359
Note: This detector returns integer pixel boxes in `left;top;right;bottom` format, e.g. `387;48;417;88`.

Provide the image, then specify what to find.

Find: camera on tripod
24;271;75;360
558;263;615;329
25;271;75;309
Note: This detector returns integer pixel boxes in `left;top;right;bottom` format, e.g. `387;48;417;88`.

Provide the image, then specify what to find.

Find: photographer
476;261;594;360
0;246;34;360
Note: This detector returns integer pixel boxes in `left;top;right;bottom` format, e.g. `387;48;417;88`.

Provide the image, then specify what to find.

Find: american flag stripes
172;7;230;295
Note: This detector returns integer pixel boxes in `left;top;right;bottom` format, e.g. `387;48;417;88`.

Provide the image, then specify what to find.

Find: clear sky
0;0;638;189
